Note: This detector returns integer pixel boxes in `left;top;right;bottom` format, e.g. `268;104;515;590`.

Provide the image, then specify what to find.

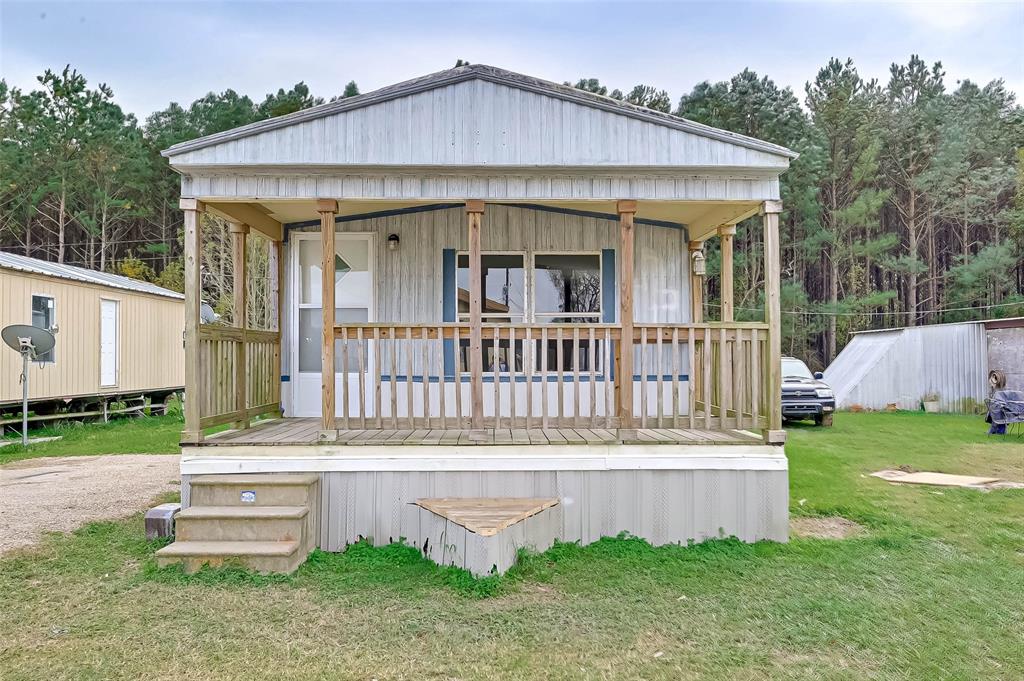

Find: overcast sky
1;1;1021;120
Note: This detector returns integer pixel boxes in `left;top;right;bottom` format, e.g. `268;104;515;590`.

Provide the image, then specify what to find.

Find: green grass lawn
1;412;1022;680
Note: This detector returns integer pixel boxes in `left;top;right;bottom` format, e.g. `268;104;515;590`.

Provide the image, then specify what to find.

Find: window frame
30;293;56;364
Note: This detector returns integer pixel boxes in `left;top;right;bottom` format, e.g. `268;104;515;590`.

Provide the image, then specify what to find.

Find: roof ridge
162;63;797;160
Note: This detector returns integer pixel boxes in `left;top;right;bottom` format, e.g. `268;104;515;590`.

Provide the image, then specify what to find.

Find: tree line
1;57;1021;363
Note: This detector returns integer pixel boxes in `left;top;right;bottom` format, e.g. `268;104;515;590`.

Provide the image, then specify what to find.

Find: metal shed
824;318;1024;412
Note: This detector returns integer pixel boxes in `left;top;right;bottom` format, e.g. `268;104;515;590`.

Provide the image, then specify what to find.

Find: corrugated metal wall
825;322;988;412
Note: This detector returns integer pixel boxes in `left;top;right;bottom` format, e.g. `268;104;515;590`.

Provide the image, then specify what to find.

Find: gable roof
162;64;797;162
0;252;184;300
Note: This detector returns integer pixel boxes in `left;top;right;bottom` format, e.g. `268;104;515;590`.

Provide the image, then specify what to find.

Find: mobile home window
31;295;55;363
533;253;601;323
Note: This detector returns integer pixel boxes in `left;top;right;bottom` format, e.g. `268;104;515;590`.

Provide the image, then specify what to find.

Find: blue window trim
442;248;457;377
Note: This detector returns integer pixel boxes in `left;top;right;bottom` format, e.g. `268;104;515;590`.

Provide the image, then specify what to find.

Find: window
533;254;601;323
456;254;525;322
31;295;55;363
451;252;606;373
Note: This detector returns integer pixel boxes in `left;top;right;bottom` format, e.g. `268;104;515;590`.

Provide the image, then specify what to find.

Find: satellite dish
2;324;56;360
2;324;56;446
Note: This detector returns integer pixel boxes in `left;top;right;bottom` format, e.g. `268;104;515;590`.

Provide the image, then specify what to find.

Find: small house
0;252;184;424
156;64;794;575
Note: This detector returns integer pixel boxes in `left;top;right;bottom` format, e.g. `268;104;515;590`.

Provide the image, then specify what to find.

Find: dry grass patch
790;516;866;539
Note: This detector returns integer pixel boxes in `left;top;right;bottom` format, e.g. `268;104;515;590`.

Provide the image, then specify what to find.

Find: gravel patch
0;454;179;555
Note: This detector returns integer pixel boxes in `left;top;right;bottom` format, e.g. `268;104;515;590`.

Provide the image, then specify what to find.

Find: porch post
762;200;785;443
230;222;249;429
688;240;704;323
617;200;637;428
180;198;204;444
718;224;736;322
466;200;485;429
318;199;338;438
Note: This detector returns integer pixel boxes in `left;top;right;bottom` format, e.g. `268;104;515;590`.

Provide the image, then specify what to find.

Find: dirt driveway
0;455;179;555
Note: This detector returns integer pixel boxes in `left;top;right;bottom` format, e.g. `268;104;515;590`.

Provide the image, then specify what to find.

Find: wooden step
155;539;303;574
189;474;319;507
175;505;312;548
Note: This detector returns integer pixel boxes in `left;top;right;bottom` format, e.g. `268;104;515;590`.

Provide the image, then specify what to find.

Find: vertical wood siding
171;80;789;169
0;270;184;403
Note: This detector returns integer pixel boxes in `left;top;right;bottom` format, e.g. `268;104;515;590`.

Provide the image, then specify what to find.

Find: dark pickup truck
781;356;835;427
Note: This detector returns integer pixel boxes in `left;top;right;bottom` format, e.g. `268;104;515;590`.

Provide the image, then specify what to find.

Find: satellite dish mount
2;324;56;446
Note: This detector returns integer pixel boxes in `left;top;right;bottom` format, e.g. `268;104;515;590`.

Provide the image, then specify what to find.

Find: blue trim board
441;248;457;375
601;249;616;324
283;202;687;234
284;203;465;231
493;202;685;231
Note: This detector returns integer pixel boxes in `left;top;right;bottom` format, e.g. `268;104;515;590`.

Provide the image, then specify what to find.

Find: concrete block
145;503;181;540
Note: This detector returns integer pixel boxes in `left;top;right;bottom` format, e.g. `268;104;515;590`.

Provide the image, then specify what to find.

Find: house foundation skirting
179;445;788;555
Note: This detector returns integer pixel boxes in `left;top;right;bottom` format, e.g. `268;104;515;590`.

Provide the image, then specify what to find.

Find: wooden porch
203;417;763;446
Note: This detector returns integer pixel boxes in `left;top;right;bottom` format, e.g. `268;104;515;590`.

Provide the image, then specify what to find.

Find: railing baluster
686;327;695;429
389;329;398;429
604;327;613;429
453;325;463;428
640;326;648;429
492;327;501;429
541;326;549;430
718;326;728;430
572;327;581;427
703;326;712;430
436;326;446;429
405;327;415;429
373;327;382;429
508;326;517;426
357;328;366;428
671;327;680;428
340;327;349;430
556;327;565;427
421;327;431;429
751;329;761;429
734;328;744;430
656;327;665;428
588;327;596;423
525;327;533;429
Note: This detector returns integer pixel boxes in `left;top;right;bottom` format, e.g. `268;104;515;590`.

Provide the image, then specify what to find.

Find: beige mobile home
156;64;794;576
0;252;185;423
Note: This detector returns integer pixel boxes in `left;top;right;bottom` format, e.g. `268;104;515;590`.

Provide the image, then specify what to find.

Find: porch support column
762;200;785;444
718;224;736;322
466;200;485;429
688;240;704;323
230;222;249;429
180;198;204;444
270;238;284;412
617;200;637;428
318;199;338;438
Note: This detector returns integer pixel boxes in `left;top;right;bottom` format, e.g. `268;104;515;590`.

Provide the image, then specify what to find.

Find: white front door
291;232;374;416
100;299;119;387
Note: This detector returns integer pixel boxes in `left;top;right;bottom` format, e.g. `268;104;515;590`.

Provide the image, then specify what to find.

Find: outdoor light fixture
387;233;400;251
691;249;706;277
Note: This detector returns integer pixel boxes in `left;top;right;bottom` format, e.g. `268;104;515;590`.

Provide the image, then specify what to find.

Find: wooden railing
329;321;768;431
197;326;281;428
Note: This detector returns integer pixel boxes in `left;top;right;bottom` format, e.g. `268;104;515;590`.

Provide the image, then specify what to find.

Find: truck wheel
815;414;833;427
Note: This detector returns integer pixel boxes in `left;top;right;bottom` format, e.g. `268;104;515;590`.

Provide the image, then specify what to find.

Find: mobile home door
100;299;119;387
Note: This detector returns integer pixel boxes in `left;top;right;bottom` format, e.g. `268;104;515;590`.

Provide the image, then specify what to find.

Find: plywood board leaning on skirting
412;497;562;576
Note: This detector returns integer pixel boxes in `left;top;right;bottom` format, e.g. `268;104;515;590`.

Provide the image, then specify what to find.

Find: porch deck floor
200;418;763;446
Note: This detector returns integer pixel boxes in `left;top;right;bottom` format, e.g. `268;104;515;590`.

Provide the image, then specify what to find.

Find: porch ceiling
218;199;761;242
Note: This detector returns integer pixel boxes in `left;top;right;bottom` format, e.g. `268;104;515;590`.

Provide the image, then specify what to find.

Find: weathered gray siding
170;79;788;170
182;170;781;202
286;204;689;325
317;468;789;550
